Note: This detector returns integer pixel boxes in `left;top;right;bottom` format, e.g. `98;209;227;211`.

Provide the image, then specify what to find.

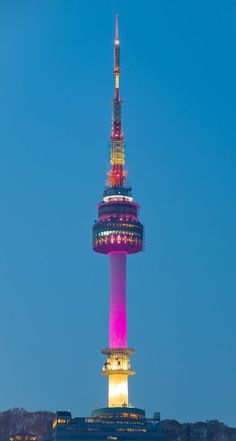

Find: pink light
108;252;127;348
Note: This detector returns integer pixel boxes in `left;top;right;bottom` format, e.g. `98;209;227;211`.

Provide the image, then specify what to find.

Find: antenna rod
114;15;120;98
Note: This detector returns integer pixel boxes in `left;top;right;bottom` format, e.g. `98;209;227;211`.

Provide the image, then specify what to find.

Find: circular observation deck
93;199;144;254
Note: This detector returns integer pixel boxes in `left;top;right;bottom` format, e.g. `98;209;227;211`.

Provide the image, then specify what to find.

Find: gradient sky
0;0;235;427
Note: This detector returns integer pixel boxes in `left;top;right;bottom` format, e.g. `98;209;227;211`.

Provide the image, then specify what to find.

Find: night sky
0;0;235;426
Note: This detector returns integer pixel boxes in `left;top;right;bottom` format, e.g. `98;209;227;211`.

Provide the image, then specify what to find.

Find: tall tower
53;17;164;441
93;16;144;409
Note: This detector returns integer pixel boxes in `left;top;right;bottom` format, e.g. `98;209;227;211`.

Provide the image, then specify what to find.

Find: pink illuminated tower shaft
109;252;127;348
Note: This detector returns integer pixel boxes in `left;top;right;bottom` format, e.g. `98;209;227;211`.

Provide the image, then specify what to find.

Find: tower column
109;252;127;349
93;15;143;410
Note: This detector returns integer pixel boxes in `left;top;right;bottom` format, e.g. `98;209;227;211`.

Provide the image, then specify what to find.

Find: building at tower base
52;409;165;441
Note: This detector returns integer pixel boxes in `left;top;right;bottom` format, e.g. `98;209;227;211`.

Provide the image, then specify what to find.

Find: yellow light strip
109;374;128;407
115;74;119;89
111;141;125;166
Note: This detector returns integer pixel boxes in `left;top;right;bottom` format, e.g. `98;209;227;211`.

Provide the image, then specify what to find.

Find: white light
103;195;133;203
110;381;127;398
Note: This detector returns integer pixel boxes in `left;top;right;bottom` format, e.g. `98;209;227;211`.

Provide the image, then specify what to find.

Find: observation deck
93;188;144;255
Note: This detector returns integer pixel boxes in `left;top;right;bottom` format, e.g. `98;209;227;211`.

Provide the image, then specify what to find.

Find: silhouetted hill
162;419;236;441
0;409;54;441
0;409;235;441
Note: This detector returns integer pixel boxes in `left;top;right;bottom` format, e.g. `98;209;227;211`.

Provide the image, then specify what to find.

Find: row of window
99;215;138;222
99;204;137;214
95;230;142;238
96;227;142;237
95;236;142;246
59;426;147;433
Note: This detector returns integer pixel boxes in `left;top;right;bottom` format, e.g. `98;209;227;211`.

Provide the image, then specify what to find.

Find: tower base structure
52;409;165;441
102;347;135;408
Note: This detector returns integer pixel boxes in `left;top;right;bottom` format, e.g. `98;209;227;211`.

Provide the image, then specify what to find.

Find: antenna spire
108;15;125;187
115;14;119;41
114;15;120;98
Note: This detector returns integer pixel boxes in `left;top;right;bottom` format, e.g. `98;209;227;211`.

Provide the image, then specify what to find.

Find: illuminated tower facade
93;16;144;408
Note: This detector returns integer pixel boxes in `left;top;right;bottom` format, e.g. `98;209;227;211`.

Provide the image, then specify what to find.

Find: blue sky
0;0;235;426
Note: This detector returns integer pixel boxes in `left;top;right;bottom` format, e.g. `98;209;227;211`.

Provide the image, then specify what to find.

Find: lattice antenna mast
108;15;126;188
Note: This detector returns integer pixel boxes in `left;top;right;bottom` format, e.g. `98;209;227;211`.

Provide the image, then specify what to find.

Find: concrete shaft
109;252;127;348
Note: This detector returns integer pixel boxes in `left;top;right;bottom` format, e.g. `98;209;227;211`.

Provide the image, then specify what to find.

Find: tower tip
115;14;119;41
